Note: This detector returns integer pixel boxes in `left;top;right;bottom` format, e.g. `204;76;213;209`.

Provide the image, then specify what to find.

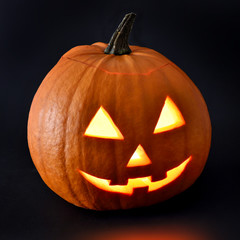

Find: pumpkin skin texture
28;41;211;210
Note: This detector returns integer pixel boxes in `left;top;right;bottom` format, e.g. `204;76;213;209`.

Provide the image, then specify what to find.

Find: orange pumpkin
28;13;211;210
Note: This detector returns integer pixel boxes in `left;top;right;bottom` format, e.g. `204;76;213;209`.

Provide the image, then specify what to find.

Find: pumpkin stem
104;12;136;55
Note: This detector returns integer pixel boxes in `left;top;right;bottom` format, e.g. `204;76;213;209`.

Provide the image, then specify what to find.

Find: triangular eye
84;106;124;140
154;96;185;134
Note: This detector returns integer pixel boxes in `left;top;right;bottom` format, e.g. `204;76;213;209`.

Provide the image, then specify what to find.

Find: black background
0;0;239;239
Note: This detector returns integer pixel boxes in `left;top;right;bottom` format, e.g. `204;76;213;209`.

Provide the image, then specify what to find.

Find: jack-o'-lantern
27;13;211;210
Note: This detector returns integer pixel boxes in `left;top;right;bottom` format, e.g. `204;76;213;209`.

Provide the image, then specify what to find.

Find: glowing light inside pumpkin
84;106;124;139
127;144;152;167
154;96;185;134
79;156;191;195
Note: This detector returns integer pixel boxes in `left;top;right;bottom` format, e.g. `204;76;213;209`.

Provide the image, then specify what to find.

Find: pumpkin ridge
110;73;123;209
35;61;72;186
41;61;86;203
62;65;94;206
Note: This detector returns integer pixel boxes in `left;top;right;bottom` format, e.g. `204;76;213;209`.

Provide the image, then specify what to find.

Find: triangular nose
127;145;152;167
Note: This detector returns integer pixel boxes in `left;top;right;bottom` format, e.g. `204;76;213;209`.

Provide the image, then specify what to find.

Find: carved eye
84;106;124;140
154;96;185;134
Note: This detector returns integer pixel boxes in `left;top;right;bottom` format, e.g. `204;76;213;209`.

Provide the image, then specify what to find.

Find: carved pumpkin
28;13;211;210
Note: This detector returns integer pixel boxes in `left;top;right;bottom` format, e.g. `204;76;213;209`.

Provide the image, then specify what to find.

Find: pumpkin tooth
109;178;128;186
131;186;149;195
151;173;167;182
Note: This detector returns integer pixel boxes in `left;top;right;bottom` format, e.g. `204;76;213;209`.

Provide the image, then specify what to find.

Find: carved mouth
78;156;191;195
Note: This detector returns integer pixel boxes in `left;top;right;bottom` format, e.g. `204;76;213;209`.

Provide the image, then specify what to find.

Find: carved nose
127;144;152;167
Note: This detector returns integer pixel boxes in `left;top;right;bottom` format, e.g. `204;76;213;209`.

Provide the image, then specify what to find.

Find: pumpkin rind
28;42;211;210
